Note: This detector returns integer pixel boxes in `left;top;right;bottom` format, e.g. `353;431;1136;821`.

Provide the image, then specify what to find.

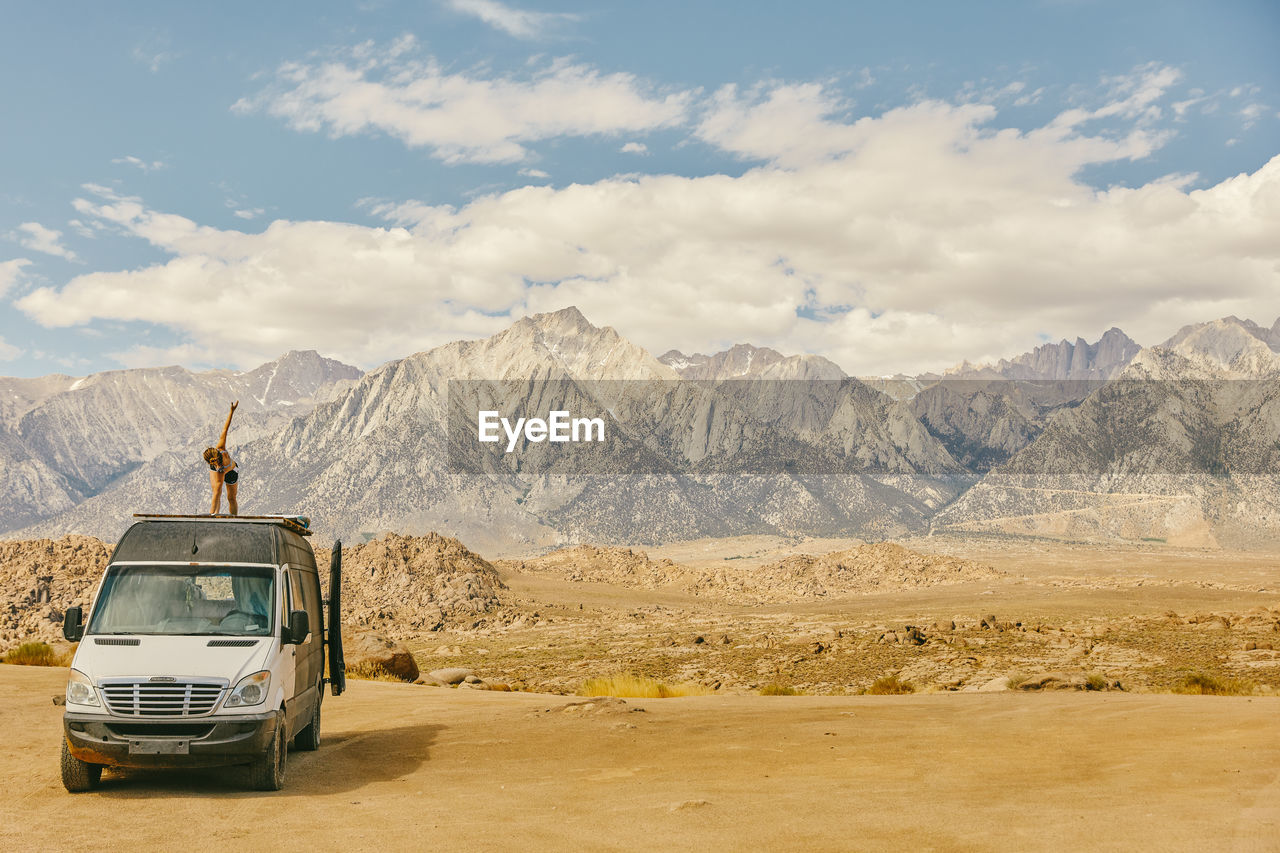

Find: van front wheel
61;739;102;792
248;721;286;791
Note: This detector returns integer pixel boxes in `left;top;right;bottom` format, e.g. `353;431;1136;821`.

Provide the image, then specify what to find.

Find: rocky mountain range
2;309;1278;550
0;350;361;532
934;316;1280;546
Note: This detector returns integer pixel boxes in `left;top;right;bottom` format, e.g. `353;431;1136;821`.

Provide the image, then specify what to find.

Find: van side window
287;568;305;615
280;572;293;624
301;572;321;622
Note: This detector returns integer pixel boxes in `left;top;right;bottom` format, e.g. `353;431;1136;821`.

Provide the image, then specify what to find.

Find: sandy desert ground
1;664;1277;852
4;534;1279;851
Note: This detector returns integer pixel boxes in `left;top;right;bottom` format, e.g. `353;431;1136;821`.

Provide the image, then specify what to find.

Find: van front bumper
63;710;281;769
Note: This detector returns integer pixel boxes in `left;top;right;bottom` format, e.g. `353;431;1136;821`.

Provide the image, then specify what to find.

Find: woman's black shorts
224;469;239;485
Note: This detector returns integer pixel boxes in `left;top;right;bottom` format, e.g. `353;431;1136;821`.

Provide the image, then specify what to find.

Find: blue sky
2;0;1278;377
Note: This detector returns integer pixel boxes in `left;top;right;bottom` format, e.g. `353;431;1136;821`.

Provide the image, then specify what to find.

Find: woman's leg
210;471;223;514
227;482;238;516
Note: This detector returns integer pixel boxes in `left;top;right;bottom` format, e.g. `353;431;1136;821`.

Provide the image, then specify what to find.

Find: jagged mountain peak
757;353;847;381
469;306;674;380
1161;315;1279;352
241;349;363;407
539;304;591;324
512;305;609;343
945;327;1140;381
659;343;783;379
659;343;846;381
1145;315;1280;378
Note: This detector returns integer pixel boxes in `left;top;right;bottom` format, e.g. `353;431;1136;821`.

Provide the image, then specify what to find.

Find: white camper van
59;514;346;792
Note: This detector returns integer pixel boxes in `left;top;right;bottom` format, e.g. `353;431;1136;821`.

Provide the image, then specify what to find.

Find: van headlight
66;669;100;707
225;670;270;708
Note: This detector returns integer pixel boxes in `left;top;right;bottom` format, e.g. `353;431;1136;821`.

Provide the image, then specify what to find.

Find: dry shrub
1005;671;1029;689
1171;672;1256;696
759;683;801;696
579;674;714;698
345;661;410;683
2;641;71;667
1085;672;1111;692
865;674;915;695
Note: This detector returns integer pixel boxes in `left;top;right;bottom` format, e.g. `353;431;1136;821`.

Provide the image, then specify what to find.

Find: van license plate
129;739;189;755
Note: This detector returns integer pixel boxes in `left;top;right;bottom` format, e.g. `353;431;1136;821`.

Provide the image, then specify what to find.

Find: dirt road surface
2;666;1277;852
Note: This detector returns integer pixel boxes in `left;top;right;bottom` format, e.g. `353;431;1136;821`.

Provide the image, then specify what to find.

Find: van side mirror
63;606;84;642
285;609;309;645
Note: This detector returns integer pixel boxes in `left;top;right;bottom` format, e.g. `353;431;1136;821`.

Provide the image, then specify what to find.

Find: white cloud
620;141;648;154
13;222;77;261
357;197;437;226
113;155;167;172
0;258;32;297
518;167;550;179
233;36;694;164
697;64;1188;170
233;208;265;220
1240;103;1267;128
131;44;176;74
1090;63;1183;123
107;342;220;370
67;218;104;238
443;0;579;39
0;336;19;361
696;81;870;167
19;85;1280;376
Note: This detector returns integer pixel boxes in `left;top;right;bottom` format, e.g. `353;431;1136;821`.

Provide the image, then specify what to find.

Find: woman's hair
203;447;219;469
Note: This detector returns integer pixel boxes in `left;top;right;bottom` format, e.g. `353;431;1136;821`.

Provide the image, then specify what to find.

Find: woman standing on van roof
203;401;239;516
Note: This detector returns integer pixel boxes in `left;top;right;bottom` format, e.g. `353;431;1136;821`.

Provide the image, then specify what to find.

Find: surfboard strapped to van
59;514;346;792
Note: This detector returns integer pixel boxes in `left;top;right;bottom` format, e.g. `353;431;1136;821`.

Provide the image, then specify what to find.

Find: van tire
61;739;102;792
248;722;286;791
294;699;321;751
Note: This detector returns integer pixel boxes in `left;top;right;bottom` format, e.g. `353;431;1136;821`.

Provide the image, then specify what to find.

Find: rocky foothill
507;542;1003;605
499;545;691;589
690;543;1003;604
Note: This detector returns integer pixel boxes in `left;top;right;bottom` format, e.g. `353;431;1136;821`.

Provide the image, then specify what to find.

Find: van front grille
100;680;225;717
106;722;215;738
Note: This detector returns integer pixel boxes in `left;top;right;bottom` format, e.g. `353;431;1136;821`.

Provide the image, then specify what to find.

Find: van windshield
87;565;275;636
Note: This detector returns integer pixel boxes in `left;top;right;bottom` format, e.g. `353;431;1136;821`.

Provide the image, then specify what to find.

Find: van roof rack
132;513;314;536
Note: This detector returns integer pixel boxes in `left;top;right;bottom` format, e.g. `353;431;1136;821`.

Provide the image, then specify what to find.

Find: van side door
285;567;321;721
300;569;324;696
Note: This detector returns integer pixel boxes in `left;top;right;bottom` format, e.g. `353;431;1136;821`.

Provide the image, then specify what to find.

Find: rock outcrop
0;535;111;646
344;629;419;681
319;532;506;638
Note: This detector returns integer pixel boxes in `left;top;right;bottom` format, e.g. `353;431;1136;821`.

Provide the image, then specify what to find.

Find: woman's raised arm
216;400;238;450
